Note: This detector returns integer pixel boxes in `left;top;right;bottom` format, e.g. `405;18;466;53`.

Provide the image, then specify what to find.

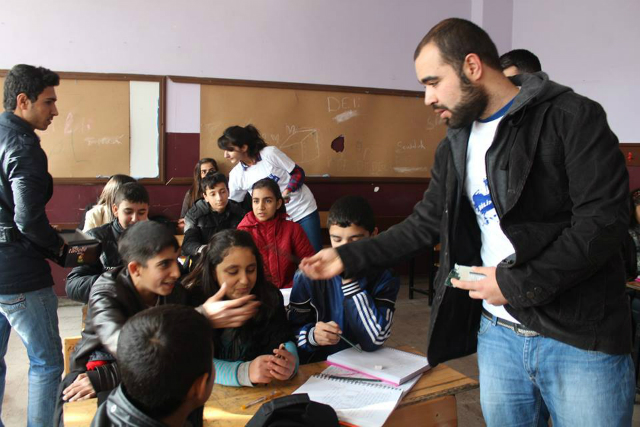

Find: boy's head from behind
118;304;214;421
118;221;180;304
112;182;150;229
200;172;229;214
327;196;378;249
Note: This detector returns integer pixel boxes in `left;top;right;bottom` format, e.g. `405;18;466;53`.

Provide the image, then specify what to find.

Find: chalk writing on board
63;112;94;135
85;135;125;146
279;126;320;164
395;139;426;153
327;96;361;113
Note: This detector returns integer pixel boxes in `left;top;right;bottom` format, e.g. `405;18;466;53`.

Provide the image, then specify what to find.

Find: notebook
293;373;403;427
321;365;422;398
327;346;430;386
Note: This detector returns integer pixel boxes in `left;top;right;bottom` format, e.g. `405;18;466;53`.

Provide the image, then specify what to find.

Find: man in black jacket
301;18;634;426
65;182;149;303
0;64;65;426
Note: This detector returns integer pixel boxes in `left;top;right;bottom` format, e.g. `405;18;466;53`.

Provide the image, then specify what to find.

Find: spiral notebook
293;373;403;427
327;346;430;386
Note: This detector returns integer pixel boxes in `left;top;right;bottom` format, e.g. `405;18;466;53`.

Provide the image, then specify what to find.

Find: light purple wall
512;0;640;142
1;1;471;91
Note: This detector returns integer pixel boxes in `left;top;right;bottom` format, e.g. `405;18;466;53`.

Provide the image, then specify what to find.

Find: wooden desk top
64;347;477;426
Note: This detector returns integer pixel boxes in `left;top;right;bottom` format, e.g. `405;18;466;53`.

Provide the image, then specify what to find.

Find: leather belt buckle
482;308;539;337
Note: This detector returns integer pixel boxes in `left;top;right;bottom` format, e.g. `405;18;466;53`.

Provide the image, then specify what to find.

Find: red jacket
238;211;315;289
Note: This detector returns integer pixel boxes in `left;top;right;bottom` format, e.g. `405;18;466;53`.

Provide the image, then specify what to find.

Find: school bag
246;393;339;427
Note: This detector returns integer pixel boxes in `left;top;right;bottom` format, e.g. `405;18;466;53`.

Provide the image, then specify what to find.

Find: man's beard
440;76;489;129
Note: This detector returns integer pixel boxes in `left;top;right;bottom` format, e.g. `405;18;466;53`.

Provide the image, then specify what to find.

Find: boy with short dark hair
91;304;214;427
182;171;245;256
289;196;400;363
66;182;150;303
55;221;186;426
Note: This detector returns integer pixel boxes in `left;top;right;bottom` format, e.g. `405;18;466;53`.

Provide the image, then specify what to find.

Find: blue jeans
0;287;63;427
477;314;635;427
296;210;323;252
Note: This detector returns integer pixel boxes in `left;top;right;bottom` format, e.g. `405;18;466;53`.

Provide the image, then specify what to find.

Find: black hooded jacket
182;199;245;256
336;73;631;364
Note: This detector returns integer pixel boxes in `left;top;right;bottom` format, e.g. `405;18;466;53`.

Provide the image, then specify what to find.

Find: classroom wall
511;0;640;143
11;2;639;294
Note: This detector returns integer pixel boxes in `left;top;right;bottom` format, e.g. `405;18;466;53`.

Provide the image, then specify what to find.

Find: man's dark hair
499;49;542;74
3;64;60;111
414;18;502;75
118;304;213;419
327;195;376;233
118;221;179;266
113;182;149;207
200;171;229;194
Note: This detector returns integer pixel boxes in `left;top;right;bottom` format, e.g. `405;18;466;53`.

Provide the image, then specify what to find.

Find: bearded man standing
301;18;634;426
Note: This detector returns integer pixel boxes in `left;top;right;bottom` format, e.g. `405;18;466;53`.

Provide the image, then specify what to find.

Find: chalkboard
173;77;446;178
0;71;165;183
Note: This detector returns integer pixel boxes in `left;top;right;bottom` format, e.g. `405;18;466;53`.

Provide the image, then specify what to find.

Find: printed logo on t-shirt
471;178;497;225
268;174;280;183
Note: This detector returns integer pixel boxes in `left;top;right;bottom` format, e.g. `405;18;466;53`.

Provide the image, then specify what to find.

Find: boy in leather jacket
65;182;149;303
91;305;214;427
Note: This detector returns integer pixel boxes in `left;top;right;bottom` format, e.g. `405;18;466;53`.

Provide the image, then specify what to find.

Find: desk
64;347;477;426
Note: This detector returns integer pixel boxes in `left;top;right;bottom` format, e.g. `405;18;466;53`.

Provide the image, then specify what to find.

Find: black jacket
65;219;125;303
91;385;201;427
0;112;62;294
70;267;190;392
182;199;245;256
337;73;631;364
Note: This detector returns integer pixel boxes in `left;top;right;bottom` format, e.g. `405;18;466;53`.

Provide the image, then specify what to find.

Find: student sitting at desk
218;124;323;252
182;171;245;257
183;229;299;387
82;174;136;232
178;157;219;233
66;182;149;303
55;221;188;426
289;196;400;363
237;178;314;289
91;305;214;427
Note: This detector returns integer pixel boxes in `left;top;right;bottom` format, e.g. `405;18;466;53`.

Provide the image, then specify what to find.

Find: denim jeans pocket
0;294;26;314
477;315;491;336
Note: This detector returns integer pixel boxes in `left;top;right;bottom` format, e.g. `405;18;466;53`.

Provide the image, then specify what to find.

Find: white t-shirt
464;115;520;324
228;146;317;222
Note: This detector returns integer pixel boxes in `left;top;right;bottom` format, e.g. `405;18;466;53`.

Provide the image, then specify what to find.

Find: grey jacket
0;112;62;294
337;73;631;364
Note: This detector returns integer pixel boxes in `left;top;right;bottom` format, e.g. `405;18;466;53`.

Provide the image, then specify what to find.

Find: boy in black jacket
182;172;245;256
55;221;185;426
65;182;149;303
91;305;214;427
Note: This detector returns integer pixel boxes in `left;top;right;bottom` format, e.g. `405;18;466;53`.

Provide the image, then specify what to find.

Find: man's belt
482;308;539;337
0;226;19;243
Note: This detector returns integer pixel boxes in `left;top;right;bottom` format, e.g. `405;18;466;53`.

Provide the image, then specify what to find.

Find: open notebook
293;373;403;427
327;346;430;386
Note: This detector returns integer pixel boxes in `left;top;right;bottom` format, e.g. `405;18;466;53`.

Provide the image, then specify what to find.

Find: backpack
246;393;339;427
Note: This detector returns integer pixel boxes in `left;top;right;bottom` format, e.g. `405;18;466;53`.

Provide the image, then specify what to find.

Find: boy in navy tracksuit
288;196;399;363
